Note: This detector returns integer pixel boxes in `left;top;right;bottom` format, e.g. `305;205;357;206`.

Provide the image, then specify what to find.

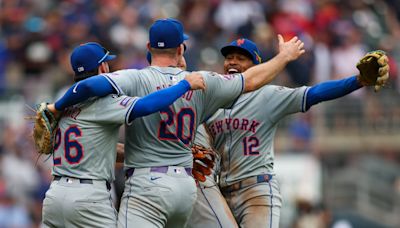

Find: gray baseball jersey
105;66;243;228
206;85;308;188
52;95;138;182
104;67;244;168
205;85;307;228
43;94;137;228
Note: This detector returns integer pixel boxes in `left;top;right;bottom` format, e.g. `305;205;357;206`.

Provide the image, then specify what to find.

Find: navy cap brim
221;45;252;59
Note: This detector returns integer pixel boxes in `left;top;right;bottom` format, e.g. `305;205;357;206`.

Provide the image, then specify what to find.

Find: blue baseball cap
149;18;189;49
220;38;262;64
70;42;116;74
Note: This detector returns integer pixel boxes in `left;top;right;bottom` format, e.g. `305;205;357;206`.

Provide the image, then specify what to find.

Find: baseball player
49;18;305;228
42;42;205;227
148;47;237;228
201;38;383;228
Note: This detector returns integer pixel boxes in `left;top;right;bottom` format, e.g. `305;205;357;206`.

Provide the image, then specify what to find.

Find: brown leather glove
191;144;216;182
356;50;389;92
32;103;59;155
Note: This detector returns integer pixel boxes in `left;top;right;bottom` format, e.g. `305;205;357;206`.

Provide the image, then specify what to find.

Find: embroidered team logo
210;72;235;80
120;97;132;107
236;38;245;46
221;74;235;80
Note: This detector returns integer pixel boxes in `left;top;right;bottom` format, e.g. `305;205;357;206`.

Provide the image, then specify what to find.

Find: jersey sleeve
93;95;139;125
262;85;308;122
201;72;244;117
102;69;140;96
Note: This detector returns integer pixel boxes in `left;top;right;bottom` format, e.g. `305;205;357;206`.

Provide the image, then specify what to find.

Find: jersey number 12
242;136;260;156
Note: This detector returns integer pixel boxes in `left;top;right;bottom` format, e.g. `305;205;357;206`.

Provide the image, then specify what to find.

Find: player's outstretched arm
242;35;305;92
304;76;362;111
304;50;390;111
49;72;206;115
53;75;116;112
128;73;204;120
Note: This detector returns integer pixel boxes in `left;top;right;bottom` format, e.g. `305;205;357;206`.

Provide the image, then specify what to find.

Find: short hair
74;68;98;82
149;47;179;57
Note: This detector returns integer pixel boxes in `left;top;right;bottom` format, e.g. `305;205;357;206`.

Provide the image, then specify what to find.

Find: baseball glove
356;50;389;92
32;103;59;155
192;144;216;182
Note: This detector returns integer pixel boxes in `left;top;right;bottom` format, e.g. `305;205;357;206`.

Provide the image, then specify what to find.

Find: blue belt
125;166;193;178
53;175;111;191
221;174;273;192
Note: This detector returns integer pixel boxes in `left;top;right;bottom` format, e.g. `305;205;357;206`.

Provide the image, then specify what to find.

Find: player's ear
177;44;184;56
146;42;151;51
98;62;109;74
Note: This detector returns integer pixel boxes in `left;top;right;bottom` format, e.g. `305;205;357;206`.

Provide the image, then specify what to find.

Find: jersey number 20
158;107;195;145
53;125;83;165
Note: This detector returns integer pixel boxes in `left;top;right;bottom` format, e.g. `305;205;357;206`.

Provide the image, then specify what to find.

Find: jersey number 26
53;125;83;165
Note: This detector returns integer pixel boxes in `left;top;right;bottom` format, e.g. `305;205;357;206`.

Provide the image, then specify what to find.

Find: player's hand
277;34;305;62
46;103;60;117
185;72;206;90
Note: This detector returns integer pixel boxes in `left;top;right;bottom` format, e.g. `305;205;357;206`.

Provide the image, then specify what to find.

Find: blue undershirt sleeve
305;76;362;111
128;80;191;121
54;75;115;110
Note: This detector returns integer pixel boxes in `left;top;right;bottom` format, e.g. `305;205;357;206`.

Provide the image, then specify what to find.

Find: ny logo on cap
158;42;165;47
236;38;245;46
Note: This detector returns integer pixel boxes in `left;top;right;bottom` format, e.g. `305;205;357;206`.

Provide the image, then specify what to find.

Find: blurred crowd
1;0;400;227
